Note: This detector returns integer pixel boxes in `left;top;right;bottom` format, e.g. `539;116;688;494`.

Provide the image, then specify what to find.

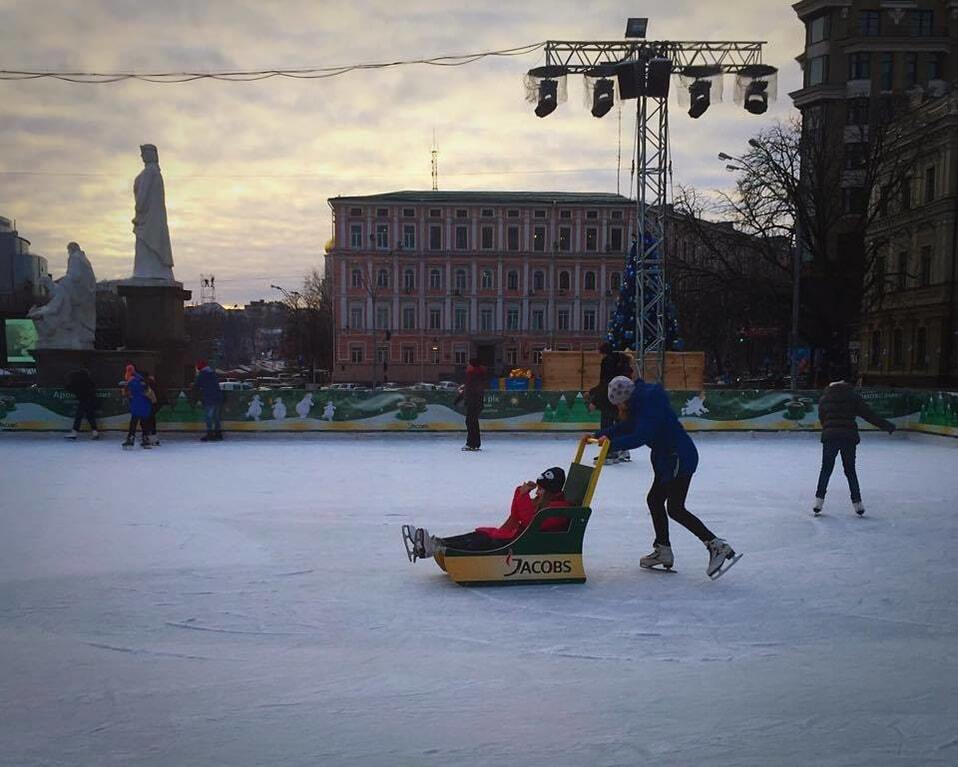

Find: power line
0;42;545;84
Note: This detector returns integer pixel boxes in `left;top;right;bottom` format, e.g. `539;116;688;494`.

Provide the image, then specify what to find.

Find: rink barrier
0;387;955;438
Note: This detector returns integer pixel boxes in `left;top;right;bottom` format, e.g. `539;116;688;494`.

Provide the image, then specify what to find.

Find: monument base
34;348;162;389
115;280;191;349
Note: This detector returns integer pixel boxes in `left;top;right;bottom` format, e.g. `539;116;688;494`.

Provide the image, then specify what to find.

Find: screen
4;319;37;363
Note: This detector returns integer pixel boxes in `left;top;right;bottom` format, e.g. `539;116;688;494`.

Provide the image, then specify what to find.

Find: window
350;268;363;288
402;345;415;364
506;209;520;218
402;208;415;218
928;53;944;81
808;55;827;87
481;208;494;218
480;307;493;332
455;209;468;219
403;268;415;291
455;225;468;250
480;269;494;290
585;227;598;251
429;208;441;218
846;98;869;125
611;210;623;220
376;268;390;288
429;308;442;330
533;226;546;252
879;52;893;91
402;224;416;249
584;271;596;291
582;309;596;332
924;166;936;203
920;246;932;287
376;224;389;249
559;209;571;220
858;10;880;36
454;347;468;365
609;272;621;292
586;210;598;220
350;344;364;363
506;307;519;331
875;256;886;295
533;209;546;219
808;14;828;44
559;226;571;252
350;224;363;248
532;270;545;291
914;327;928;369
609;227;623;251
558;271;571;291
402;306;416;330
532;348;544;364
506;348;518;366
454;269;467;293
848;52;870;81
844;143;866;170
376;207;388;218
897;251;908;290
375;305;390;330
429;225;442;250
905;53;918;87
349;207;363;217
870;330;882;368
349;306;363;329
531;309;545;331
909;9;933;37
557;309;570;331
376;345;387;365
429;268;442;290
507;270;519;291
843;187;867;214
901;177;912;211
892;328;904;367
481;226;494;250
507;226;520;251
454;306;468;331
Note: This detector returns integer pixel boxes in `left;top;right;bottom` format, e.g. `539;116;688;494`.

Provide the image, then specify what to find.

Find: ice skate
706;538;741;579
640;543;674;571
414;527;437;559
150;436;160;446
201;432;214;442
401;525;419;562
619;451;631;462
64;430;78;440
461;445;481;452
853;501;865;516
140;436;152;449
91;430;100;440
813;496;824;515
121;437;135;449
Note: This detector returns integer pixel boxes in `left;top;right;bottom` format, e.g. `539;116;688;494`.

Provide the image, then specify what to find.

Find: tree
274;269;334;381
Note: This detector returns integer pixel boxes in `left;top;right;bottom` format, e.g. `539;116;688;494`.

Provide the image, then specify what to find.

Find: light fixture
744;80;769;114
680;64;723;119
625;17;648;38
585;64;617;118
525;65;569;118
535;79;558;117
734;64;778;116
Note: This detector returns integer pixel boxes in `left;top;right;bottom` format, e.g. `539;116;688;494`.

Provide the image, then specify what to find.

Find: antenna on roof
431;129;439;191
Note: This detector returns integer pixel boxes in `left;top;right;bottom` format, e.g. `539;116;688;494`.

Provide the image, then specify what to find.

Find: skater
813;377;896;516
191;359;224;441
404;467;571;561
588;341;633;464
121;364;153;448
140;369;167;446
64;368;99;439
595;375;739;579
455;357;487;451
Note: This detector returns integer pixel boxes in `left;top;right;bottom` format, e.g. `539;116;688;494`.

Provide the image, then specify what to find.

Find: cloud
0;0;804;306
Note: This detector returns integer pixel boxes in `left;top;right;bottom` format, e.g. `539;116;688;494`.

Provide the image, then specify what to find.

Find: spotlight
688;79;711;118
744;80;769;114
535;79;558;117
735;64;778;116
591;77;615;118
681;64;722;119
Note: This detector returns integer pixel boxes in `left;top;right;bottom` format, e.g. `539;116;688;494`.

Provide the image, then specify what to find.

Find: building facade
325;191;635;384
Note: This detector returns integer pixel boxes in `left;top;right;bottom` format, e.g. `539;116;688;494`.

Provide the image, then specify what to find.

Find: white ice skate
640;544;674;571
461;446;481;452
64;430;78;440
91;430;100;440
813;496;824;515
853;501;865;516
415;527;437;558
401;525;419;562
706;538;741;579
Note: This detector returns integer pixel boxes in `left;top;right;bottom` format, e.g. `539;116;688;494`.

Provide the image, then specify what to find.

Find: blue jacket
192;367;223;406
126;373;152;418
596;380;699;479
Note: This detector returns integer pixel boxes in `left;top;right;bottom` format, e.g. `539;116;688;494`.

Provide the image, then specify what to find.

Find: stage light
535;79;558;117
525;65;569;118
744;80;769;114
680;64;722;119
591;77;615;118
688;80;711;118
734;64;778;116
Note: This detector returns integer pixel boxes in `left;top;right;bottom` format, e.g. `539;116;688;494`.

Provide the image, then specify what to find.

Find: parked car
436;380;459;391
220;380;253;392
409;382;437;391
324;383;366;392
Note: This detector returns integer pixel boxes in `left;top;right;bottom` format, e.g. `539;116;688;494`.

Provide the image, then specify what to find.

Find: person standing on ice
595;375;739;579
64;368;99;440
121;364;153;448
813;377;895;516
455;357;487;451
191;359;224;442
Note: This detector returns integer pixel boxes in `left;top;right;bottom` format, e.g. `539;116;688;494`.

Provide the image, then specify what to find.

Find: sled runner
434;436;610;586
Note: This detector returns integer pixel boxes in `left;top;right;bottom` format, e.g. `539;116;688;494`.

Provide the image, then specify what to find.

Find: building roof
329;190;633;206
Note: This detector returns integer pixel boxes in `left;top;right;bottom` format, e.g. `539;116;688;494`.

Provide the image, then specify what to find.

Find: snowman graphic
681;393;709;417
295;393;314;419
245;394;264;421
272;397;287;420
322;400;336;421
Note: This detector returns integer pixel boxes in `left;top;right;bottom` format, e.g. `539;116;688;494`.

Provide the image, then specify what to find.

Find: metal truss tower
535;38;771;378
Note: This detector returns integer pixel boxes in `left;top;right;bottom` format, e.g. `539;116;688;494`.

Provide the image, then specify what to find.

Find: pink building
325;191;634;384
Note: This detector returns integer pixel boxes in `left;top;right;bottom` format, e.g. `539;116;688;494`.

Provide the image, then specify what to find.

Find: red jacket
476;487;571;541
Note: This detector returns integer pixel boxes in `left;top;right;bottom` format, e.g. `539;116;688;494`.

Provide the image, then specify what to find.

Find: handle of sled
574;434;610;466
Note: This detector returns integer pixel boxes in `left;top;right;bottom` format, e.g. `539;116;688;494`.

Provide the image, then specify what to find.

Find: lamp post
271;283;307;378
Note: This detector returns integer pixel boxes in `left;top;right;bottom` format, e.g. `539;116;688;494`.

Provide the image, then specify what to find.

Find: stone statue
132;144;175;281
28;242;97;349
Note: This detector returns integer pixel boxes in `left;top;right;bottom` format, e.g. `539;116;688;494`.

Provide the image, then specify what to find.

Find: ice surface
1;431;957;766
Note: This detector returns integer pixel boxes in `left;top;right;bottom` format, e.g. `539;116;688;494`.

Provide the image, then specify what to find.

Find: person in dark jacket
595;375;739;579
454;358;487;451
140;370;167;446
191;359;224;441
814;379;896;516
588;342;633;463
121;364;153;448
65;368;99;440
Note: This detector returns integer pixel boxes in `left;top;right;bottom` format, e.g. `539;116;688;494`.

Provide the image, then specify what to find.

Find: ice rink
2;431;957;766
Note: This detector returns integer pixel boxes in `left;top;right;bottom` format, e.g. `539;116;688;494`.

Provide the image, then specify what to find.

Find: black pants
816;440;861;503
143;403;161;436
126;415;146;441
465;402;483;448
439;531;501;552
72;399;97;432
646;474;715;547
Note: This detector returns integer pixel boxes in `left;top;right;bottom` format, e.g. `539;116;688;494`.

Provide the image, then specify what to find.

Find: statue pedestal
34;348;163;389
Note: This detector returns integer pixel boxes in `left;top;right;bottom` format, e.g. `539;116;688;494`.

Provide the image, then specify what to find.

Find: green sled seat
434;437;610;586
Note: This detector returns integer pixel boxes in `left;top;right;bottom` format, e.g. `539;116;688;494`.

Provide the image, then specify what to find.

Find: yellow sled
434;436;610;586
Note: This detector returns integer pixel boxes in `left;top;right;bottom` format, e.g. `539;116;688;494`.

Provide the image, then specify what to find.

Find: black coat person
455;358;487;451
65;368;98;438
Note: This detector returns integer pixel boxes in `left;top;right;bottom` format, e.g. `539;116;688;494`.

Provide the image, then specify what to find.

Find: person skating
595;375;739;579
140;369;167;446
813;377;896;516
588;341;633;464
120;364;153;448
191;359;224;441
455;357;487;451
64;368;99;440
403;467;571;561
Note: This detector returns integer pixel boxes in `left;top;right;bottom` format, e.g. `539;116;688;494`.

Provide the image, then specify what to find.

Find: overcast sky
0;0;804;306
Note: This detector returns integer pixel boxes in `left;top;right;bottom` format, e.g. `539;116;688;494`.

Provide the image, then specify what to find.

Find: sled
434;436;610;586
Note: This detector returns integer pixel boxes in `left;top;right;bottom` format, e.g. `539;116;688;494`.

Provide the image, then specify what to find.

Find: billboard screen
4;319;37;363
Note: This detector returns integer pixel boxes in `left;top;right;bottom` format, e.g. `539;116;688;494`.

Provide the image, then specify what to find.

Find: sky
0;0;804;307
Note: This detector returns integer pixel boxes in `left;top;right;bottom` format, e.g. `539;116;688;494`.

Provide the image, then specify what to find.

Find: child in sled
403;467;572;562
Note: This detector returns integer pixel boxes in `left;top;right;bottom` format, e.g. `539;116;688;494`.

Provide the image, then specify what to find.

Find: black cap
536;466;566;493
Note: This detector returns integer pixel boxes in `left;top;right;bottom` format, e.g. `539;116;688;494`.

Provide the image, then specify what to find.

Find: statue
132;144;175;281
28;242;97;349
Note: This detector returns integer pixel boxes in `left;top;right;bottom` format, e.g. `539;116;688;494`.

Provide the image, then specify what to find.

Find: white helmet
607;375;635;405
